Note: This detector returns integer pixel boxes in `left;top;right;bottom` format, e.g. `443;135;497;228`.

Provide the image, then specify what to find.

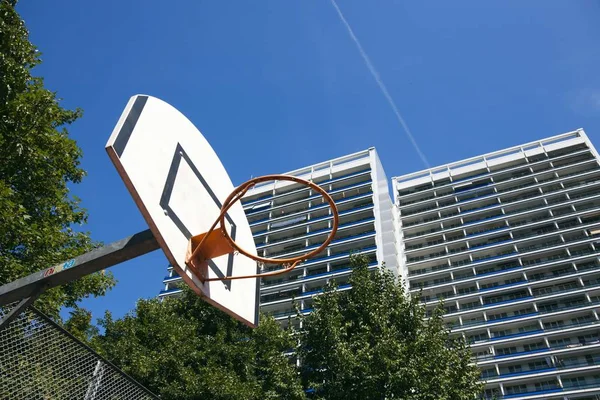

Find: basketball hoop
186;175;339;282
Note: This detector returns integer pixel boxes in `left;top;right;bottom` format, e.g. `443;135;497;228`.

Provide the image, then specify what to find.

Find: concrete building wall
392;129;600;400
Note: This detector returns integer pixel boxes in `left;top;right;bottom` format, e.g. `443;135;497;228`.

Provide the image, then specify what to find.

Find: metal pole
0;295;38;332
0;229;160;306
84;360;105;400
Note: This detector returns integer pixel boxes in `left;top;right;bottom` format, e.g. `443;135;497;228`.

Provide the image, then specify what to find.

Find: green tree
0;0;115;319
92;288;306;400
298;255;483;400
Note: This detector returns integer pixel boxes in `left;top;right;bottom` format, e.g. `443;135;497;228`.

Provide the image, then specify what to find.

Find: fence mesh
0;301;159;400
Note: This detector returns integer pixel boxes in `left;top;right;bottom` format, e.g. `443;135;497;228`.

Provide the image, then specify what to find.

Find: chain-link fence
0;301;159;400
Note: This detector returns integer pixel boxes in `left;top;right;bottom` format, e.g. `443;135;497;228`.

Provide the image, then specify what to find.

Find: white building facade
160;129;600;399
393;129;600;399
240;148;397;328
161;148;397;329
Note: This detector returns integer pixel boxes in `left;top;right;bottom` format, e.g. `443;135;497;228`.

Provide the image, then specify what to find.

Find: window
566;376;586;388
481;368;496;378
528;360;549;370
572;315;593;324
514;308;534;316
461;301;481;310
518;324;539;333
484;388;501;399
534;380;557;391
453;271;473;279
578;333;600;343
545;320;565;329
474;350;490;359
493;329;512;338
433;276;451;285
523;342;546;352
549;337;571;347
496;346;517;356
444;305;458;314
480;282;500;290
457;286;476;294
488;312;508;321
538;303;559;312
468;333;488;342
505;277;524;284
507;365;522;373
505;384;527;395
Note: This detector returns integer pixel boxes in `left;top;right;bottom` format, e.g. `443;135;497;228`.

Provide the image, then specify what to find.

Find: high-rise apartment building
161;148;398;329
393;129;600;399
240;148;397;328
160;128;600;399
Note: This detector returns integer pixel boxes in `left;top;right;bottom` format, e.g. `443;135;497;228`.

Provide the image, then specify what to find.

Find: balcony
261;262;378;290
261;284;352;306
257;218;375;251
397;147;591;202
401;169;600;233
469;318;600;347
242;168;372;208
249;192;373;227
246;180;373;216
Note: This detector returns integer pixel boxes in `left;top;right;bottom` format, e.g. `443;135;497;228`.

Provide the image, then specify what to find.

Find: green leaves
298;255;483;400
86;257;482;399
0;1;115;320
91;289;306;400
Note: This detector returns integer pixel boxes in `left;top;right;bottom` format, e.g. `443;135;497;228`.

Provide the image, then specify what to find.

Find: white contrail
329;0;430;168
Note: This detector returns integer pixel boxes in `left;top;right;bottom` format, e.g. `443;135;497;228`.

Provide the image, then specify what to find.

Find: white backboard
106;95;259;327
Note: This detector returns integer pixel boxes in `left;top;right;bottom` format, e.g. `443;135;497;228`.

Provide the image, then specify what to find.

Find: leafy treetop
298;255;483;400
0;0;115;319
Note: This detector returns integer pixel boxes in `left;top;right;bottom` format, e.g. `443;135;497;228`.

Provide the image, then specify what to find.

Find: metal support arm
0;229;160;307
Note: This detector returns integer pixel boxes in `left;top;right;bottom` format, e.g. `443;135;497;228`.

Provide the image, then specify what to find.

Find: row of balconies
475;334;600;365
467;318;600;355
249;194;373;230
245;179;373;220
260;249;378;290
406;214;599;265
396;144;590;202
401;168;600;233
445;292;599;332
263;284;355;320
480;353;600;382
242;168;372;208
400;153;596;217
483;372;600;399
256;213;374;249
436;279;600;324
254;203;373;243
248;191;373;226
483;371;600;400
401;156;596;220
402;156;593;217
404;195;600;254
417;259;600;304
398;144;590;205
407;231;600;282
402;173;600;240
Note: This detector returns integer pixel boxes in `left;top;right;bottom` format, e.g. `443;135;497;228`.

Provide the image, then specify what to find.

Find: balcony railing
470;318;600;346
246;180;373;216
242;168;372;207
256;216;375;249
261;263;378;288
402;171;600;232
399;151;594;209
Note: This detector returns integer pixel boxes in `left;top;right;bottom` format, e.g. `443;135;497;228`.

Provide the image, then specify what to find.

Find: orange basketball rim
185;175;339;282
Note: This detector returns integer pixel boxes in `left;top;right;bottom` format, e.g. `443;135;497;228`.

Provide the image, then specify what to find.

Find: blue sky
17;1;600;321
